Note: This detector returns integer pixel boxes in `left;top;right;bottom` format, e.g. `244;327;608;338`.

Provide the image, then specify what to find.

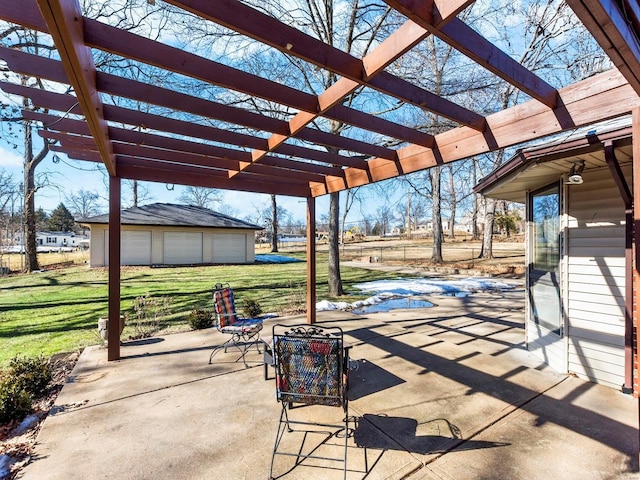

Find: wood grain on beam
36;0;116;175
0;0;47;31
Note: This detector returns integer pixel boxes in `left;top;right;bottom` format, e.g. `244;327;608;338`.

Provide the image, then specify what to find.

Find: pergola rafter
1;0;638;197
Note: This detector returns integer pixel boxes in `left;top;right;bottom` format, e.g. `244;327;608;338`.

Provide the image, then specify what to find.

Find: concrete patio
18;281;638;479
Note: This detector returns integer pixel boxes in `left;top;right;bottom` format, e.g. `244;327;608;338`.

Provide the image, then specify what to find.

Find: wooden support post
604;141;634;392
632;107;640;466
108;175;121;361
306;197;316;324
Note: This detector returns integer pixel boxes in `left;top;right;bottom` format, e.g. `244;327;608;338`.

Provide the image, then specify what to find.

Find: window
532;184;559;272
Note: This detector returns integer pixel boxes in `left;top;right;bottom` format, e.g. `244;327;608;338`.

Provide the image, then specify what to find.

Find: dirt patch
0;352;79;480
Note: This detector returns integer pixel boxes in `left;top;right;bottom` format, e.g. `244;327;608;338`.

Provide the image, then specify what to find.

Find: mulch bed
0;352;79;480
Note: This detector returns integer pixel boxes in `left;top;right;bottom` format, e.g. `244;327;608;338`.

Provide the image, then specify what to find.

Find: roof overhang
474;118;634;203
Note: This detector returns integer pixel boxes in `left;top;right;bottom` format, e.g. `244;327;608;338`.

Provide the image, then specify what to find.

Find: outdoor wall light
567;160;585;185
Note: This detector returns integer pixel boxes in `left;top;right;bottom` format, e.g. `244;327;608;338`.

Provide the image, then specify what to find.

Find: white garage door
104;230;152;266
163;231;203;264
213;233;247;263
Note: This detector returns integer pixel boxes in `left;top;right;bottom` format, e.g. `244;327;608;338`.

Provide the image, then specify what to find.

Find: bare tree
178;186;221;209
66;189;104;219
475;0;606;258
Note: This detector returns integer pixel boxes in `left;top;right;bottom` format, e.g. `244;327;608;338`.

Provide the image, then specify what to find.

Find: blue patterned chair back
273;325;346;411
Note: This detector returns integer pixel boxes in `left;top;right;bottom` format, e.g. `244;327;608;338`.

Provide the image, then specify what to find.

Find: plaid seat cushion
213;287;239;327
220;318;263;334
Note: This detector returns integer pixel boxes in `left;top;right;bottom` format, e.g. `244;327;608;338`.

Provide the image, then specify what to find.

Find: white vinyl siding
212;233;248;263
565;167;628;389
163;232;203;264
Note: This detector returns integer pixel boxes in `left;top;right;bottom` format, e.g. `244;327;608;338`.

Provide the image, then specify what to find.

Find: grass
0;253;398;369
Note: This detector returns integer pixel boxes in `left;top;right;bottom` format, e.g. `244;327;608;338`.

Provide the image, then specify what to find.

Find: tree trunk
328;191;343;296
480;197;496;259
471;159;480;240
340;190;348;245
447;165;456;239
431;165;443;263
21;98;50;272
270;194;278;253
132;180;138;208
23;126;38;272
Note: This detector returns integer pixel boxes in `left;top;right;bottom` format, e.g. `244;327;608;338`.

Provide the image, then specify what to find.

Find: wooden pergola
1;0;640;363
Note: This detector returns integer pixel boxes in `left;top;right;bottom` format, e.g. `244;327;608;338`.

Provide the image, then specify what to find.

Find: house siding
89;225;256;267
566;167;628;389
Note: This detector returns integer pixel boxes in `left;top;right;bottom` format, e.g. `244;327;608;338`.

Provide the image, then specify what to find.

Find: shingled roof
80;203;262;230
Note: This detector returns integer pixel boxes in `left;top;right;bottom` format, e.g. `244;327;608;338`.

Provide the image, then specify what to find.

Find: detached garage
81;203;262;267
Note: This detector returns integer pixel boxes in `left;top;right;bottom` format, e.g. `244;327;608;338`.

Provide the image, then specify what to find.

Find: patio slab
17;282;638;480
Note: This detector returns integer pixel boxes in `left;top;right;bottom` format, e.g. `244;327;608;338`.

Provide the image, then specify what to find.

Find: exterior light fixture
567;160;585;185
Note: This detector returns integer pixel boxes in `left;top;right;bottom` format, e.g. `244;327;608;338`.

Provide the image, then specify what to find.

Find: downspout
604;141;633;392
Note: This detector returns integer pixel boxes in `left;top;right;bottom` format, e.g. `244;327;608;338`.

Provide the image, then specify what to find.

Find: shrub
126;293;172;338
8;355;52;397
187;308;214;330
0;376;32;424
242;299;263;318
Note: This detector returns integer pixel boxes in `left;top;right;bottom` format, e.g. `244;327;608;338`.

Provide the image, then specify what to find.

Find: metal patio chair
269;324;350;480
208;283;263;368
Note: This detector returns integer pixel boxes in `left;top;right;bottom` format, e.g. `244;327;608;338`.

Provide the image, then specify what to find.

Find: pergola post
306;196;316;324
634;109;640;386
107;175;121;361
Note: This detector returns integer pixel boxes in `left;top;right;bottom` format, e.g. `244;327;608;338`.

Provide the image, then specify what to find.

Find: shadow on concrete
348;359;405;400
354;414;509;455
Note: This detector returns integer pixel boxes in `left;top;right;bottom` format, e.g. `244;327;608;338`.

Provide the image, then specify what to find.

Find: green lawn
0;255;396;369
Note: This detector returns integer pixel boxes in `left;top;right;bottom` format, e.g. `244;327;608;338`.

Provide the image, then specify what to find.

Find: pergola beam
0;46;386;164
35;0;116;175
27;112;331;186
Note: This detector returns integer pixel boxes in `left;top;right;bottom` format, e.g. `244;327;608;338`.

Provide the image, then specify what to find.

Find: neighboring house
474;116;633;393
36;231;87;252
80;203;262;267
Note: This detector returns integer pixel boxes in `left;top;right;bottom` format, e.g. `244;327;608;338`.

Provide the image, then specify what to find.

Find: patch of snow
353;277;514;296
13;414;41;436
0;454;13;478
316;277;514;312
